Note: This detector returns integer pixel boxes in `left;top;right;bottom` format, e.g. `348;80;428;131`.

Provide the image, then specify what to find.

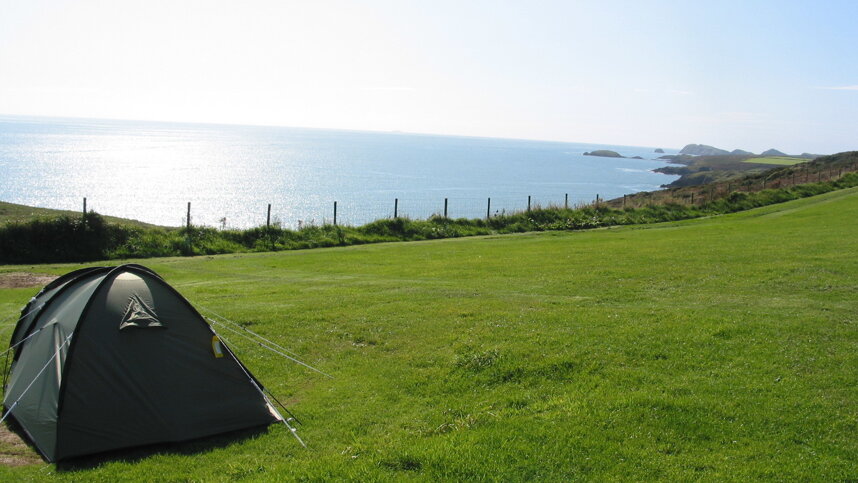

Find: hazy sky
2;0;857;153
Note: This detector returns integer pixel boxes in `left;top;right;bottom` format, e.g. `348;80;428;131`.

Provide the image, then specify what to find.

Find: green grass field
743;156;808;166
0;187;856;480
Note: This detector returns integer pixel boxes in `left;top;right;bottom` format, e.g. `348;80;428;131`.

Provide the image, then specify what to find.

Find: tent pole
263;388;302;425
213;330;307;448
2;351;9;391
210;329;303;425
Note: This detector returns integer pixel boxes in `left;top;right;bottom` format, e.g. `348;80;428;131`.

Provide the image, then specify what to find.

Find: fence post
527;195;531;212
444;198;448;218
334;201;338;226
266;203;271;229
486;197;491;220
186;202;191;229
394;198;398;219
595;194;599;207
565;193;568;210
82;197;87;218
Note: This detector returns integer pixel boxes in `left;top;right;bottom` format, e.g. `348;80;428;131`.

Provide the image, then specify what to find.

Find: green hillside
743;156;807;166
0;201;159;228
0;188;856;479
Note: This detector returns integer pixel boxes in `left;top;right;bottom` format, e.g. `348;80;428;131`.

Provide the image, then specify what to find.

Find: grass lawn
743;156;808;166
0;188;856;479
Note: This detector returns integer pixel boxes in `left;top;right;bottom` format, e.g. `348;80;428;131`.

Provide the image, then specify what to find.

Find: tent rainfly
2;264;288;462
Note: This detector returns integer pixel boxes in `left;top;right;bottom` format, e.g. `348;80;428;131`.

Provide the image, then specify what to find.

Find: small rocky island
583;149;624;158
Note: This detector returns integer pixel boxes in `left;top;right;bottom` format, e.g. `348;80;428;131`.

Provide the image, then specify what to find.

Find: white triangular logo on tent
119;294;164;329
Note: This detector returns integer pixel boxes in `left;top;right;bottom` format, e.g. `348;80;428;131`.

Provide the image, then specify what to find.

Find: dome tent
3;264;287;462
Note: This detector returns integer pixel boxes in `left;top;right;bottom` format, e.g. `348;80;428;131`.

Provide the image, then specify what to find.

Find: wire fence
81;192;608;230
72;159;858;230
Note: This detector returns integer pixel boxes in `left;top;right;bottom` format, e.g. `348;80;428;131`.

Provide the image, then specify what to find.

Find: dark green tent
3;264;282;462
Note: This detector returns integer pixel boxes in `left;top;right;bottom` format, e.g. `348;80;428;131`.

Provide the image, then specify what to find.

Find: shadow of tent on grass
3;418;272;472
56;425;273;472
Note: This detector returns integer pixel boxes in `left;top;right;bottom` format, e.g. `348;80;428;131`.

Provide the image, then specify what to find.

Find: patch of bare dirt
0;424;41;466
0;273;57;289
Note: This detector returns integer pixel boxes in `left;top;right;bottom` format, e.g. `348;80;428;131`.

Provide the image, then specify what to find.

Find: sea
0;115;678;229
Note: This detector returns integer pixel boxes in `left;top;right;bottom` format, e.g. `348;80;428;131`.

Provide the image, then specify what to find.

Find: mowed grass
0;188;857;480
743;156;808;166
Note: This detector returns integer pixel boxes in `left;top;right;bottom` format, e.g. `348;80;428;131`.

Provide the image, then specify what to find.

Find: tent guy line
206;317;334;379
194;303;308;360
0;332;73;426
0;325;47;359
0;303;46;336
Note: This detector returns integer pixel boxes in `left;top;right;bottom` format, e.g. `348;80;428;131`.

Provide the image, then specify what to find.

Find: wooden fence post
82;197;87;218
394;198;398;219
565;193;568;210
266;203;271;229
527;195;531;212
334;201;338;226
444;198;448;218
186;202;191;229
486;197;491;220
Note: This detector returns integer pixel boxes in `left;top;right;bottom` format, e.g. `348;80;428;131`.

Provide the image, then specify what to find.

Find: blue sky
1;0;856;153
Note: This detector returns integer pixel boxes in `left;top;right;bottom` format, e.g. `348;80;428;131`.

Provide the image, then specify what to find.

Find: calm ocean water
0;116;677;228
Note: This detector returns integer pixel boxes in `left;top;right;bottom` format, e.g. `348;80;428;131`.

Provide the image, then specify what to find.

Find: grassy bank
0;186;856;479
0;200;157;227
